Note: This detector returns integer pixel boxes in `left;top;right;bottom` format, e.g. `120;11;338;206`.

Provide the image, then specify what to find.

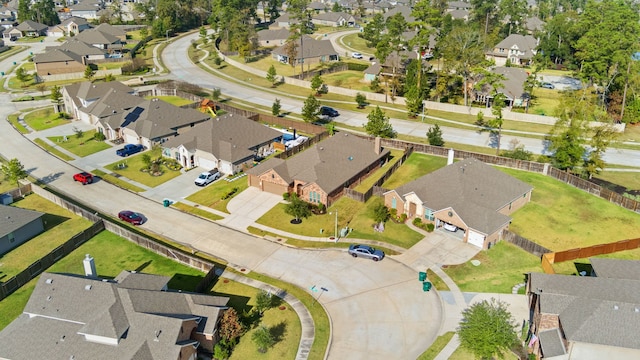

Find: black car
320;106;339;117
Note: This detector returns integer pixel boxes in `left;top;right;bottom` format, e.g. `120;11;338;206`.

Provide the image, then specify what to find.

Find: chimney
447;148;454;165
83;254;96;278
374;136;381;155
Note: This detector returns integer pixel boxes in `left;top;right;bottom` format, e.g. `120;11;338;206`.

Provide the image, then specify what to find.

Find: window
424;208;434;221
309;191;321;203
391;198;396;209
8;232;15;243
509;202;512;210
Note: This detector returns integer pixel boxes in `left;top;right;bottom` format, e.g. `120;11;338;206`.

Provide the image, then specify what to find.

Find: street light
329;210;338;240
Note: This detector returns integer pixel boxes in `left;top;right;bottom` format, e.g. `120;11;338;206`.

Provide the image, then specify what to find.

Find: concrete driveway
220;186;283;230
142;167;209;203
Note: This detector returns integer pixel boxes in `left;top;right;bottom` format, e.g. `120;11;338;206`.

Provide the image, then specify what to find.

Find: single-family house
247;133;390;207
70;1;102;20
307;1;327;12
383;5;414;22
2;25;22;40
311;11;356;27
14;20;48;37
269;12;296;29
257;28;290;47
74;27;124;54
448;9;469;21
0;5;16;20
447;0;472;11
33;48;88;75
0;271;230;359
527;259;640;359
92;22;127;42
0;204;44;255
162;113;284;174
272;35;339;65
486;34;538;66
524;16;545;33
47;15;91;37
473;66;530;108
383;157;533;249
62;81;137;121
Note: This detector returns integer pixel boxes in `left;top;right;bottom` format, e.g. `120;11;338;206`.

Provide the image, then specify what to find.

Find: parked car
320;106;339;117
116;144;145;157
540;82;555;89
351;52;363;59
443;223;458;232
9;36;17;41
118;210;144;225
73;172;94;185
348;244;385;261
194;168;220;186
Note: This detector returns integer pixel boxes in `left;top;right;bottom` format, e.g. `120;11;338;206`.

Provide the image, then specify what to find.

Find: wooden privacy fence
503;230;551;257
540;237;640;274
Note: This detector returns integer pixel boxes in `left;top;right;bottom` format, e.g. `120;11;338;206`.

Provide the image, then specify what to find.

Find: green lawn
593;170;640;193
186;175;250;213
145;95;197;107
106;148;183;188
47;130;111;157
382;152;449;189
33;138;75;161
322;70;372;92
23;107;71;131
255;196;423;248
443;241;542;293
502;168;640;251
417;332;455;360
340;33;374;54
92;169;146;193
173;202;224;221
211;280;301;360
528;88;561;116
0;194;93;280
353;149;404;192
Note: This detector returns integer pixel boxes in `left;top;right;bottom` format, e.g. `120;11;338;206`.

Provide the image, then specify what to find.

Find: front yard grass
91;169;146;193
0;194;93;280
7;113;28;134
443;241;542;293
352;149;404;192
255;196;423;248
186;176;249;213
593;170;640;193
23;107;71;131
322;70;372;92
106;148;182;188
145;95;197;107
172;202;224;221
417;331;455;360
502;167;640;251
47;129;111;157
33;138;75;161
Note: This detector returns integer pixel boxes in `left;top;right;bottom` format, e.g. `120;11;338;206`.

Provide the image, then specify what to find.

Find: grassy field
48;129;111;157
255;196;423;248
186;176;250;213
23;107;71;131
7;113;28;134
0;194;93;280
528;88;561;116
502;167;640;251
340;33;374;54
145;95;197;107
594;170;640;192
322;70;372;92
33;138;74;160
352;149;404;192
106;148;182;188
382;152;449;189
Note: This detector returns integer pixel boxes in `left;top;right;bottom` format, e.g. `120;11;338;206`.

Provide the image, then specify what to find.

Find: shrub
317;202;326;213
282;192;290;201
426;223;435;232
400;213;407;222
93;132;106;141
222;187;239;200
412;217;422;226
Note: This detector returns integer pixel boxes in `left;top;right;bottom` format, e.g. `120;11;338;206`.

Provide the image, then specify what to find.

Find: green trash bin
419;272;427;281
422;281;432;292
163;199;170;207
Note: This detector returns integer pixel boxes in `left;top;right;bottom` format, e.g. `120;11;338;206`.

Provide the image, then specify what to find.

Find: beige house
311;11;356;27
0;271;229;359
247;133;389;206
272;35;339;66
486;34;538;66
383;157;533;249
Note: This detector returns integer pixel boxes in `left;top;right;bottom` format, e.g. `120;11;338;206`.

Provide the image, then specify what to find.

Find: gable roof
75;27;120;45
58;38;107;56
389;158;532;234
163;113;282;163
93;22;126;38
529;271;640;351
272;35;338;60
258;28;290;42
0;204;44;238
475;66;529;101
82;87;146;118
0;272;229;360
312;11;354;22
490;34;537;59
60;15;91;27
248;133;389;194
590;258;640;280
65;81;135;106
33;48;86;64
16;20;47;32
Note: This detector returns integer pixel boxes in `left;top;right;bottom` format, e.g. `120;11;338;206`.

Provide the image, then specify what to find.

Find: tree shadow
39;171;65;184
270;321;288;343
488;131;500;149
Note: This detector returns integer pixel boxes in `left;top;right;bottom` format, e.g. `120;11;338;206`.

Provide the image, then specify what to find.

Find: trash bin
419;271;427;282
1;72;4;76
163;199;170;207
423;281;432;292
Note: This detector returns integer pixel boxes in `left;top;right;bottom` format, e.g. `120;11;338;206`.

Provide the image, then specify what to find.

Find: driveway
142;167;209;203
220;186;283;230
537;74;582;91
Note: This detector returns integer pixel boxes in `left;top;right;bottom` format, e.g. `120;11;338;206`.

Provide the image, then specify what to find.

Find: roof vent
154;330;162;342
47;296;52;301
635;308;639;313
348;156;353;161
320;147;324;150
84;285;92;291
614;305;619;310
46;278;53;284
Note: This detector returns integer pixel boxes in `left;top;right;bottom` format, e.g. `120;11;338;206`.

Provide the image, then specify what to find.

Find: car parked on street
320;106;339;117
194;168;220;186
118;210;145;225
348;244;385;261
351;52;363;59
73;172;94;185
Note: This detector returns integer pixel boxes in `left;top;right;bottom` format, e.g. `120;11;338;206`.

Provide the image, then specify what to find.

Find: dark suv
320;106;339;117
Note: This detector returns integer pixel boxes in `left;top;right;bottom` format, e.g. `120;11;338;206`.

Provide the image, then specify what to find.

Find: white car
194;169;220;186
351;52;363;59
443;223;458;232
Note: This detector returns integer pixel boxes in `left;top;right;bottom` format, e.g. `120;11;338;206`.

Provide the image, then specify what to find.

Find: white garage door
124;134;138;145
467;230;485;248
197;157;217;170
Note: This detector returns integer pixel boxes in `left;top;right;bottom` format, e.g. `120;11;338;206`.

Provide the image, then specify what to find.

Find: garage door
124;134;138;145
467;230;485;248
263;181;287;195
197;157;217;170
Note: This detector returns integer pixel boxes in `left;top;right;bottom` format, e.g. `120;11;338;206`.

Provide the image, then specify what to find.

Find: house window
424;208;434;221
509;202;512;210
391;198;396;209
309;191;321;203
8;232;15;243
523;193;527;198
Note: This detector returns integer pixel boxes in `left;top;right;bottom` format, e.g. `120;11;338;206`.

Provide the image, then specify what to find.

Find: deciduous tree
284;193;312;221
219;308;244;342
310;73;324;95
364;106;395;138
272;98;281;116
255;290;272;316
252;325;274;353
440;27;485;106
301;94;320;122
266;65;278;87
1;158;28;185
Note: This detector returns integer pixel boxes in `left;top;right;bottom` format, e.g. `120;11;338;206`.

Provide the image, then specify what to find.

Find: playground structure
199;99;217;117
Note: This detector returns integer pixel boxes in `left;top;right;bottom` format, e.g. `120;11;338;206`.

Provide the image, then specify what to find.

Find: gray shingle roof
312;11;354;23
0;272;229;359
0;204;44;238
389;158;532;234
16;20;47;32
258;28;290;42
75;27;119;45
272;35;338;60
538;328;566;357
64;81;135;110
489;34;537;59
115;271;171;290
33;48;85;64
248;133;390;194
163;113;283;164
93;23;126;38
82;87;146;118
529;271;640;350
590;258;640;280
60;16;90;27
58;37;107;56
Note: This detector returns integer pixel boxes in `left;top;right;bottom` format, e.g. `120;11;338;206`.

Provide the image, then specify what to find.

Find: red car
73;172;94;185
118;210;145;225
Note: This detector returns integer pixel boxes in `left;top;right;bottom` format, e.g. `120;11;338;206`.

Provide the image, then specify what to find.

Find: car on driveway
118;210;145;225
351;52;363;59
320;106;339;117
540;82;555;89
73;172;94;185
443;223;458;232
194;168;220;186
348;244;385;261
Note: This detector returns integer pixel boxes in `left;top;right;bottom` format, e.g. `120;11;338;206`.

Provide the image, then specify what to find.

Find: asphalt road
162;32;640;167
